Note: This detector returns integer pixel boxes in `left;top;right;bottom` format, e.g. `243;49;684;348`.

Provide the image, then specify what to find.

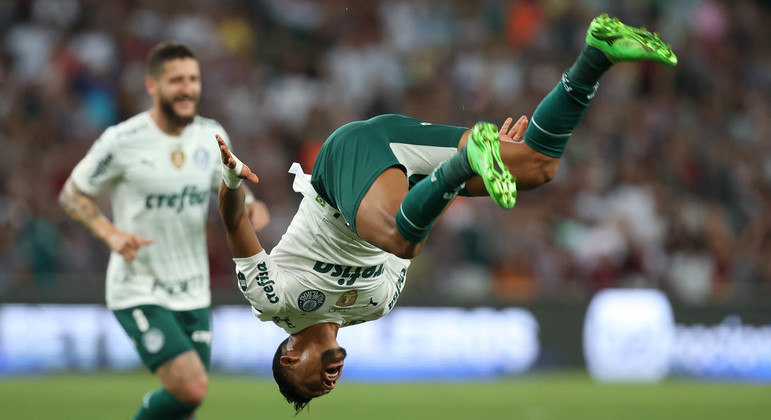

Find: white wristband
222;152;244;189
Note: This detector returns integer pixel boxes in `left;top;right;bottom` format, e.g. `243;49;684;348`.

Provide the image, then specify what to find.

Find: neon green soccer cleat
467;122;517;209
586;14;677;66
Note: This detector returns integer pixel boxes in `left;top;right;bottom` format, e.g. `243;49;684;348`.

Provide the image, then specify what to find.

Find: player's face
290;346;346;398
152;58;201;127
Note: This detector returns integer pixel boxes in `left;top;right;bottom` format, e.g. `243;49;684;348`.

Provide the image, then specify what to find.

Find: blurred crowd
1;0;769;305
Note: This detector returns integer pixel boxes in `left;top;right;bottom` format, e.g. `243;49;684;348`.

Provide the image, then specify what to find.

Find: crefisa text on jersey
312;261;385;286
144;185;208;213
237;262;279;304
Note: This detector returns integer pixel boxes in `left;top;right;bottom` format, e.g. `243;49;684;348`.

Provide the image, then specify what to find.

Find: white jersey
233;165;410;333
70;111;230;311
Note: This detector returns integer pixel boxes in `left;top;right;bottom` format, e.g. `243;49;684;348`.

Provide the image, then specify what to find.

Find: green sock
441;146;475;185
395;150;472;243
567;45;612;87
523;46;612;158
134;388;196;420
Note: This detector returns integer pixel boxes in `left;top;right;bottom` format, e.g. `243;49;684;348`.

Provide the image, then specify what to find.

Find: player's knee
519;153;560;189
389;231;422;259
539;159;559;184
174;374;209;407
392;245;419;260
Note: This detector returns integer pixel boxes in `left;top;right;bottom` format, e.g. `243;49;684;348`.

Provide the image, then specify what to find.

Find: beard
158;93;198;128
320;347;347;365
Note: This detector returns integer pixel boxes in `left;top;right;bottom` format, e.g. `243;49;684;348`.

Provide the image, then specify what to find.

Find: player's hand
245;201;271;232
499;115;528;143
216;134;259;184
105;230;154;262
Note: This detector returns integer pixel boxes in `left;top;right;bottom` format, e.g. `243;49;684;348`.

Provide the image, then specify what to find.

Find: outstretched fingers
512;115;528;142
240;166;260;184
216;135;236;168
499;117;513;137
109;231;154;262
500;115;528;143
215;134;259;184
134;235;155;246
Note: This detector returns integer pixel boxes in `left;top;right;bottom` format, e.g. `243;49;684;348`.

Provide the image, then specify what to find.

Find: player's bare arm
216;134;264;258
59;178;153;262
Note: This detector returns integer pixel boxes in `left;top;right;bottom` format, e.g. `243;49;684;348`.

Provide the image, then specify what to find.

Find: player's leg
354;121;515;257
177;307;212;371
113;305;208;419
152;350;208;410
354;167;423;259
130;351;207;420
152;307;213;413
464;15;677;196
386;121;518;253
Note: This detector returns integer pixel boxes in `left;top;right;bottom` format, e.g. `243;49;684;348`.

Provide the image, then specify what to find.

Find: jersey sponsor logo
387;268;407;310
144;185;208;213
312;261;385;286
88;153;114;184
170;149;185;168
335;290;358;307
254;262;279;304
142;328;165;354
151;274;205;295
193;147;209;170
297;289;326;312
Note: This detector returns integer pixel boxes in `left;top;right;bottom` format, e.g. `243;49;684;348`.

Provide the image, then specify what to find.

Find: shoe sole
468;122;517;209
587;14;677;66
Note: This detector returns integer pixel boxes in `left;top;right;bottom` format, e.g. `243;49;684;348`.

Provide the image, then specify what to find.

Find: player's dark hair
272;337;311;414
146;42;196;77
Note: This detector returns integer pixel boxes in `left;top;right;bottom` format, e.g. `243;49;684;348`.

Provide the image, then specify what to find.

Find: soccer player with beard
215;15;676;413
59;43;269;419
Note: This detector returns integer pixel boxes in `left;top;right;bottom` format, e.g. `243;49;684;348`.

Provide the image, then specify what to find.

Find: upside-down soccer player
216;16;677;412
59;43;269;419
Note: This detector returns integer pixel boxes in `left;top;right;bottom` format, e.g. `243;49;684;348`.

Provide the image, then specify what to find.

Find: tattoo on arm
59;180;109;237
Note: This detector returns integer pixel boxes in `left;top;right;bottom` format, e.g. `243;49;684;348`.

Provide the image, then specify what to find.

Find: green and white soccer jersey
233;167;410;333
234;115;470;333
70;112;230;311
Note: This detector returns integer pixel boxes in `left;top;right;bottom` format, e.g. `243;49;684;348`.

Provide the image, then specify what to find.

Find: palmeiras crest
297;289;326;312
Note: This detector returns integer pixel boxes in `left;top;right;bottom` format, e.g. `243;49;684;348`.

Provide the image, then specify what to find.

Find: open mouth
175;98;194;106
323;362;343;388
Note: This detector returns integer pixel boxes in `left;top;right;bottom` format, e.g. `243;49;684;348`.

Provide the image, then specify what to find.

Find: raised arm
59;178;153;261
216;135;264;258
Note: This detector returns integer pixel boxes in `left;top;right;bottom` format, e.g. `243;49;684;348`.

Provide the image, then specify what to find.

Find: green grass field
0;371;768;419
